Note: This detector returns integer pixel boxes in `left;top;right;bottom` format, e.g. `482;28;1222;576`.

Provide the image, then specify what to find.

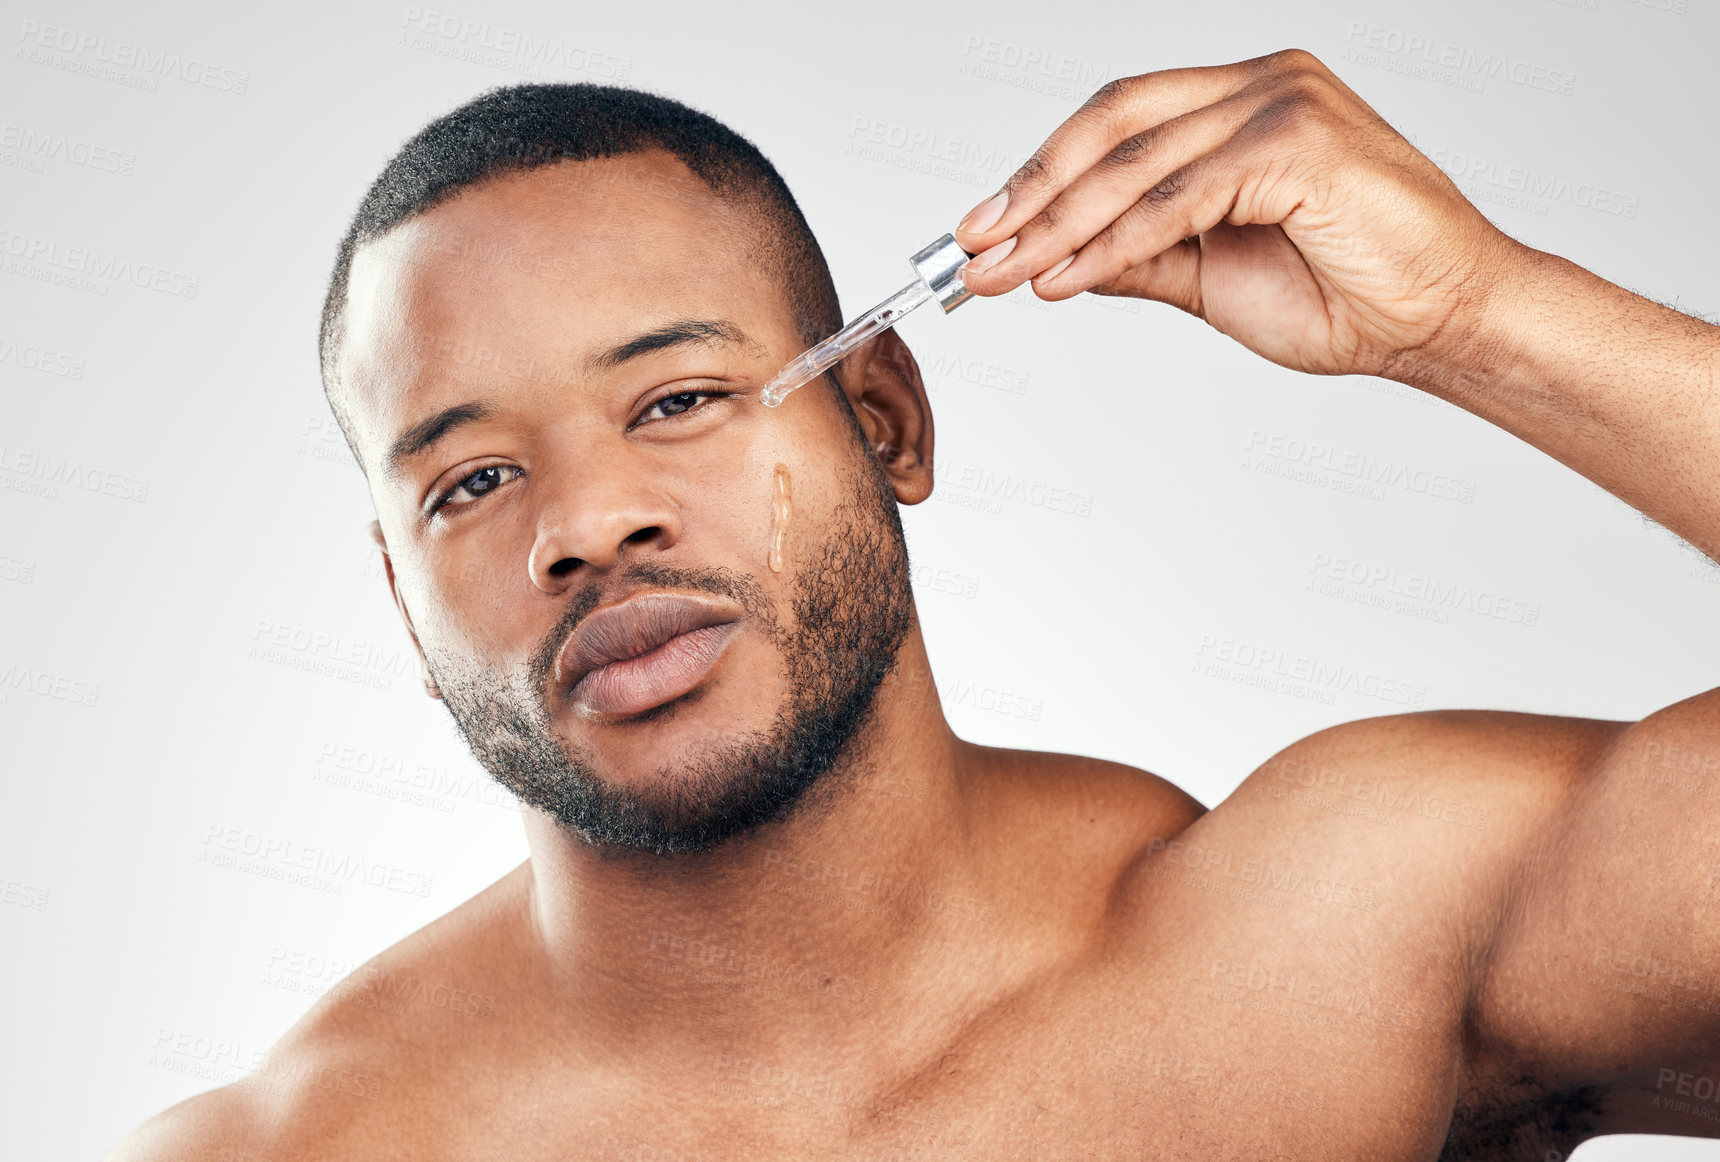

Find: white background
3;0;1718;1157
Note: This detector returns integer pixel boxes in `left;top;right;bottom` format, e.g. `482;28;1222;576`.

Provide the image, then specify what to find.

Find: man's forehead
337;152;786;456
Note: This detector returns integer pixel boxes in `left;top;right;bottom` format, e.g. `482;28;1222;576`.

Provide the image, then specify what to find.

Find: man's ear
368;519;442;700
836;328;935;505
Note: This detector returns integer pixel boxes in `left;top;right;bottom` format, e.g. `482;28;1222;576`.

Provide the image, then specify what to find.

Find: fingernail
956;190;1009;236
962;235;1017;276
1034;255;1075;284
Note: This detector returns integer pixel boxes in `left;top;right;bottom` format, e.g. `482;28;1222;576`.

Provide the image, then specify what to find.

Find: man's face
337;151;928;853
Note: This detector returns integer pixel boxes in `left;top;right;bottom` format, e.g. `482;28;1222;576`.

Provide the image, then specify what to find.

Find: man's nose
526;449;682;593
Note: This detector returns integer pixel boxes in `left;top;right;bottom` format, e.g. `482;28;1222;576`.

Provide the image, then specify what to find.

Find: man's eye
638;390;726;425
434;464;523;511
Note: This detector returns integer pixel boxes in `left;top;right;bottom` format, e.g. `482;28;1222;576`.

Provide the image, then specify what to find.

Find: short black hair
318;83;843;458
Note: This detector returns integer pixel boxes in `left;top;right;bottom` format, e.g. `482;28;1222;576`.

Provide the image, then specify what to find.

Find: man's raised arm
952;48;1720;561
1427;240;1720;560
953;48;1720;1140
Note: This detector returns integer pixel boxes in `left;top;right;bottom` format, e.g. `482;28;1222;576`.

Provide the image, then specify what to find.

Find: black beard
425;458;914;855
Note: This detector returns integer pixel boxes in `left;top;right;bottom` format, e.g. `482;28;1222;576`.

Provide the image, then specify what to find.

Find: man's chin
558;691;780;790
496;702;813;856
536;756;811;859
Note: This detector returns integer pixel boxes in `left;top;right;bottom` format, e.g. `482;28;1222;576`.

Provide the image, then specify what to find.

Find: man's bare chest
387;881;1490;1161
681;981;1464;1161
792;902;1492;1152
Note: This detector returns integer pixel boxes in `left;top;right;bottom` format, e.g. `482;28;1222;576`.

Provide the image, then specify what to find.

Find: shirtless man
112;50;1720;1160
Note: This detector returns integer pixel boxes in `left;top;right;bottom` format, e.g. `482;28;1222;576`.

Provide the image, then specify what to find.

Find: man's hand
956;47;1720;563
953;48;1519;383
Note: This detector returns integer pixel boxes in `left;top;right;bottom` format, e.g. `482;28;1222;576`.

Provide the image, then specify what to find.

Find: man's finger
1030;145;1251;301
1088;240;1205;317
1028;99;1336;303
952;57;1268;255
959;89;1261;298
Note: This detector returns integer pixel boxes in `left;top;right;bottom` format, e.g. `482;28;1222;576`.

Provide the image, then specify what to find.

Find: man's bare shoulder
967;707;1627;882
1168;707;1632;957
1244;707;1628;819
1213;708;1629;865
1075;709;1625;931
106;862;537;1161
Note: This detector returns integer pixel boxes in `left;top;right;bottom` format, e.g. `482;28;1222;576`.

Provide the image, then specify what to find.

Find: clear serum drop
768;463;793;573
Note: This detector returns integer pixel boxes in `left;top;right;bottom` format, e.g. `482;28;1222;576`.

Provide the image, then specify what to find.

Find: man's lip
570;622;739;718
554;592;741;712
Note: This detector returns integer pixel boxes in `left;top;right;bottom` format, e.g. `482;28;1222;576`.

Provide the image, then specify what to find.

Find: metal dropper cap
909;233;976;313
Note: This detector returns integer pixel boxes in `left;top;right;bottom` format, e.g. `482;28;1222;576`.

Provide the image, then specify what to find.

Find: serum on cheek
768;463;793;573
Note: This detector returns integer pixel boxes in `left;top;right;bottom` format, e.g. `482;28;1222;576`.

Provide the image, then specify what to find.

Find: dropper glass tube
759;282;932;406
759;233;974;407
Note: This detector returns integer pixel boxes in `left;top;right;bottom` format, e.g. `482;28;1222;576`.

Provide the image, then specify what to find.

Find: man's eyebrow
383;400;496;485
586;318;757;373
381;320;755;485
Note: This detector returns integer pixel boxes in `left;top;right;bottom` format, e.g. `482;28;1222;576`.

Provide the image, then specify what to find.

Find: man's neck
518;629;999;1061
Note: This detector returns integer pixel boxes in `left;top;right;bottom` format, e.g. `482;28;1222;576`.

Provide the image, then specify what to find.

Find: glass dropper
759;233;975;407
